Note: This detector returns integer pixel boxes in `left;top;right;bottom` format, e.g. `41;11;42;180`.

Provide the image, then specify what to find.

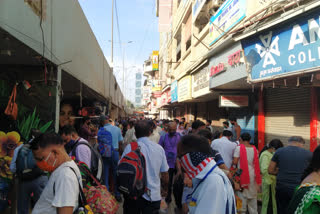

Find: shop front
176;76;192;120
209;41;256;142
241;7;320;151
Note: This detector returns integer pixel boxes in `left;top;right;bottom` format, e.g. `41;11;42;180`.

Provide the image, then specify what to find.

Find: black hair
206;119;212;124
223;121;229;126
213;131;221;140
178;134;212;157
259;139;283;157
222;130;233;137
192;120;205;130
288;136;305;144
59;125;77;136
229;117;236;122
31;132;64;150
240;132;251;142
301;145;320;181
135;120;152;138
179;122;184;126
129;120;135;128
198;129;213;141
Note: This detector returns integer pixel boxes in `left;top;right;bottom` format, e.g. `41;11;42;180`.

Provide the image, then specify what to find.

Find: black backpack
71;140;103;183
116;142;147;199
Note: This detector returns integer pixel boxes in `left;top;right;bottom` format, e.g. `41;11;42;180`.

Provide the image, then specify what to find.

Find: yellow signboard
152;51;159;71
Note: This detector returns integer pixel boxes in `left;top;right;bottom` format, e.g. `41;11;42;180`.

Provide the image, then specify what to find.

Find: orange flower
0;131;22;157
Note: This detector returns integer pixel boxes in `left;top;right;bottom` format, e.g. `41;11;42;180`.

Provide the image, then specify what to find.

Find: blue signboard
171;80;178;103
209;0;246;46
242;10;320;81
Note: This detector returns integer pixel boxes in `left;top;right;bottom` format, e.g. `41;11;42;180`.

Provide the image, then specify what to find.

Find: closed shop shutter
265;88;310;147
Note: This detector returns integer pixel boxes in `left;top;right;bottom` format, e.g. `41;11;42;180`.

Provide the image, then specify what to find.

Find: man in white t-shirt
31;133;82;214
211;130;237;168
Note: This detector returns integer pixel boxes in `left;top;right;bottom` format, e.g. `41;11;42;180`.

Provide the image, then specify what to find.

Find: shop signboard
242;11;320;82
209;42;247;89
192;66;210;98
209;0;246;46
153;91;162;98
220;95;249;107
192;0;206;23
178;76;192;102
152;51;159;71
171;80;178;103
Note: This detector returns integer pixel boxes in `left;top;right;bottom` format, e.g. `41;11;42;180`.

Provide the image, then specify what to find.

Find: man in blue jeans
99;115;123;202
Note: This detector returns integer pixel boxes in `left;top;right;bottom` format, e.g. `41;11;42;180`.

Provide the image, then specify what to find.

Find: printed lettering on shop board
242;11;320;81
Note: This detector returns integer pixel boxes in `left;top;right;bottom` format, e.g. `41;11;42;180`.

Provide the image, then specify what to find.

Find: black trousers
123;196;161;214
166;168;175;202
276;186;294;214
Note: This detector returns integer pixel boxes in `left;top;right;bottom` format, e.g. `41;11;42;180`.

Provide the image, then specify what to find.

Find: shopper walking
229;117;241;142
121;120;169;214
288;145;320;213
30;133;82;214
99;115;123;202
268;136;312;214
233;133;261;214
211;130;237;168
177;134;236;214
158;122;181;204
259;139;283;214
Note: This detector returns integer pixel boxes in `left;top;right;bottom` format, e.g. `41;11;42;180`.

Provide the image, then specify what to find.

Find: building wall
0;0;121;105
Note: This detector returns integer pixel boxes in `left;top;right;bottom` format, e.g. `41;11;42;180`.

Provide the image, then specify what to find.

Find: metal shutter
265;88;310;148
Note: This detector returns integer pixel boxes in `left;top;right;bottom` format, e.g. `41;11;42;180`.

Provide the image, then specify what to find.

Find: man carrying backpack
60;125;103;182
98;115;123;202
120;120;169;214
10;130;48;214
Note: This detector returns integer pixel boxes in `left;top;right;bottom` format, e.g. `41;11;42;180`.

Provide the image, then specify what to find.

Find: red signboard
153;91;162;98
210;63;226;77
228;50;243;66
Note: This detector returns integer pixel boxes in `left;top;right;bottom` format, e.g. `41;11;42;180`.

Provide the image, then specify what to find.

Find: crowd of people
9;113;320;214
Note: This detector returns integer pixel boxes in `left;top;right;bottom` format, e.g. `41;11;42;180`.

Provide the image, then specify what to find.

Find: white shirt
32;161;82;214
121;137;169;201
188;160;236;214
211;137;237;168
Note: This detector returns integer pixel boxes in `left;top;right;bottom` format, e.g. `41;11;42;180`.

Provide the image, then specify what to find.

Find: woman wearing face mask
259;139;283;214
30;133;82;214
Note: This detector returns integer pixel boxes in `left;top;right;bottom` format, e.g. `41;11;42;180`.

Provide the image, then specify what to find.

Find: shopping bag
4;85;18;120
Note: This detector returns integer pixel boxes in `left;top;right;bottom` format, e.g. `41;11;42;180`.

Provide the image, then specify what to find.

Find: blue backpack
97;127;113;157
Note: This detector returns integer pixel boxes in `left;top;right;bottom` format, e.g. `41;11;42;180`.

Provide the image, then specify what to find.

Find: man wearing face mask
30;133;82;214
60;125;91;168
177;134;236;214
158;121;181;204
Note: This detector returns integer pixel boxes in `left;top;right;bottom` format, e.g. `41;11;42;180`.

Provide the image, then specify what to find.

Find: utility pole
111;0;114;68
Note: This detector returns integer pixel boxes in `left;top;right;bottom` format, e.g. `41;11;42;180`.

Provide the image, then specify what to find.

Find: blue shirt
103;124;123;149
121;137;169;202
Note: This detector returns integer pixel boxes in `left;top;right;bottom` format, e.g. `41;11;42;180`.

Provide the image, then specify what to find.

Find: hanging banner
242;10;320;82
152;51;159;71
209;0;246;46
178;76;192;102
171;80;178;103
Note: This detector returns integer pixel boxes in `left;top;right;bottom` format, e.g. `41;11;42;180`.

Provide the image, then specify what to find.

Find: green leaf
39;121;53;133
